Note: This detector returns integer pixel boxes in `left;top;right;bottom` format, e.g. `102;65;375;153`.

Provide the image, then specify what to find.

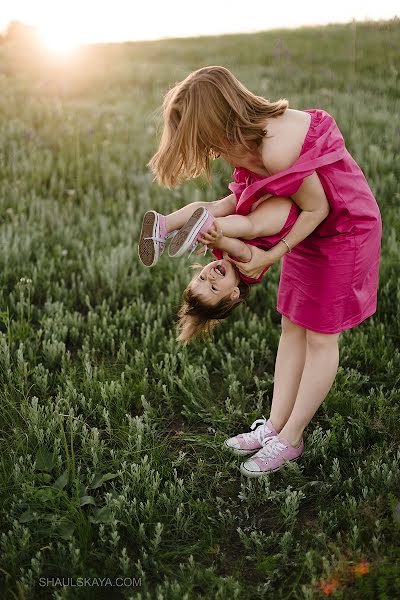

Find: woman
148;65;383;477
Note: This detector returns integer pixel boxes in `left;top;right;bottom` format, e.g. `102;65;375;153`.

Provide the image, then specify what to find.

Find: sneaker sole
222;440;260;456
138;211;160;267
239;455;302;477
168;207;209;258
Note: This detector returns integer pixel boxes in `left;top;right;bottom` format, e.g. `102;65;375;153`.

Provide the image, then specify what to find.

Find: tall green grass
0;18;399;600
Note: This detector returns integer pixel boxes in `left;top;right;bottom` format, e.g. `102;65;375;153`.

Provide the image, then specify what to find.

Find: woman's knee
306;329;340;349
281;315;307;336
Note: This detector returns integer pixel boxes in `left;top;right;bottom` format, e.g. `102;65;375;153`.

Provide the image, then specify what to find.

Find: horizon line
1;14;398;47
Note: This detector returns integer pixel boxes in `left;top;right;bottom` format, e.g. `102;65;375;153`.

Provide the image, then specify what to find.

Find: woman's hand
223;246;278;279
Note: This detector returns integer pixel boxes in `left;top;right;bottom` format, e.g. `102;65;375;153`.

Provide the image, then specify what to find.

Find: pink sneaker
223;416;279;456
138;210;179;267
168;207;215;258
240;435;304;477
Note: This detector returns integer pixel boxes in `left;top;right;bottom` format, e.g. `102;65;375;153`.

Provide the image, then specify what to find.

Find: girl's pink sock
158;213;168;239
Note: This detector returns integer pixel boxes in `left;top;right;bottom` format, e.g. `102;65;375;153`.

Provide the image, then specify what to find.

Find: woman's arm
268;172;330;261
224;172;330;279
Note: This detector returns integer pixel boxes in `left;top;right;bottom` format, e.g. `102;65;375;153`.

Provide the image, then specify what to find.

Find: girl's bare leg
165;196;292;238
275;320;340;448
268;316;308;434
215;197;292;239
165;199;234;233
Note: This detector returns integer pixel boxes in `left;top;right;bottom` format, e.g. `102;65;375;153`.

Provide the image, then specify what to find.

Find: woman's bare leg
268;316;307;433
278;326;340;447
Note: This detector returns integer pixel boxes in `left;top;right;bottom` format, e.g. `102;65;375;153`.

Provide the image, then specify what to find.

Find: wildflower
87;127;94;134
19;277;32;285
352;560;369;576
319;577;340;595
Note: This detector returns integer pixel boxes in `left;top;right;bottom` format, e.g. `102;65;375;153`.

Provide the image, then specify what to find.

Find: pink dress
212;201;301;285
213;109;383;334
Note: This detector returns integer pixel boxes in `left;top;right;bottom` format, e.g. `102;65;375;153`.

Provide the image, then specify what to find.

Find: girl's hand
223;246;278;279
196;222;224;250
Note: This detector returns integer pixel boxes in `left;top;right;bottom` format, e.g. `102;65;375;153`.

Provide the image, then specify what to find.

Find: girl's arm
214;235;252;262
197;223;252;262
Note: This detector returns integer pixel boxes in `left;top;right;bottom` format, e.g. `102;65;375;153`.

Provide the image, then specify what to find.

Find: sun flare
39;25;80;55
2;0;398;50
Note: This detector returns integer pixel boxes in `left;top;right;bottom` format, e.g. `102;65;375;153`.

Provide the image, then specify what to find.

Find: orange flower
320;577;340;595
353;561;369;575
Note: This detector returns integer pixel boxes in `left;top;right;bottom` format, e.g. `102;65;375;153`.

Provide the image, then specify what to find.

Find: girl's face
190;259;241;306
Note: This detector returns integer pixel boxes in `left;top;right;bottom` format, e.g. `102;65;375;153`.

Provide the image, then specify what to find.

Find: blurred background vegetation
0;17;399;600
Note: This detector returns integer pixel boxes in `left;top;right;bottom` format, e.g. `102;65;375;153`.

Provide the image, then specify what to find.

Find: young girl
143;65;382;478
138;195;301;341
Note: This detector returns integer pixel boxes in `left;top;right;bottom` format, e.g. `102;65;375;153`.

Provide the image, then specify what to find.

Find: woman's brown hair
148;65;289;188
176;263;251;344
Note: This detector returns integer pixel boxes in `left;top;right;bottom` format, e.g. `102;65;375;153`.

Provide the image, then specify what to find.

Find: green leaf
89;472;119;490
35;473;52;483
53;469;69;490
89;506;114;524
80;495;97;507
55;519;75;540
34;446;55;472
19;507;35;523
35;487;57;503
258;555;279;574
42;514;55;522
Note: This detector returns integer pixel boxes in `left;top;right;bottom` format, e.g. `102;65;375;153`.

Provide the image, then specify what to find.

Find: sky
1;0;398;50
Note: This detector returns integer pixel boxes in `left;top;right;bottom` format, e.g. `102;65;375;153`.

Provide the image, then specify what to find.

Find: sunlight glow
1;0;399;48
39;25;80;54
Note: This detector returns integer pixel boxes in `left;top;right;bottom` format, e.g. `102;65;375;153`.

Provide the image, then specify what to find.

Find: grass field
0;17;399;600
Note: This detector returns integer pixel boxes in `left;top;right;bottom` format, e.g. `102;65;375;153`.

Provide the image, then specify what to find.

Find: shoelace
242;415;274;445
256;437;287;461
144;235;165;244
144;230;179;248
188;241;208;258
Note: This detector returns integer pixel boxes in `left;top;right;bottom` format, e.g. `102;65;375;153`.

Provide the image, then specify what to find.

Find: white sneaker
168;207;215;258
138;210;178;267
223;416;279;456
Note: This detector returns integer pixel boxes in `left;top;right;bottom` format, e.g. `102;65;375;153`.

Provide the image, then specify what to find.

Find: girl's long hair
175;263;251;344
148;65;289;187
